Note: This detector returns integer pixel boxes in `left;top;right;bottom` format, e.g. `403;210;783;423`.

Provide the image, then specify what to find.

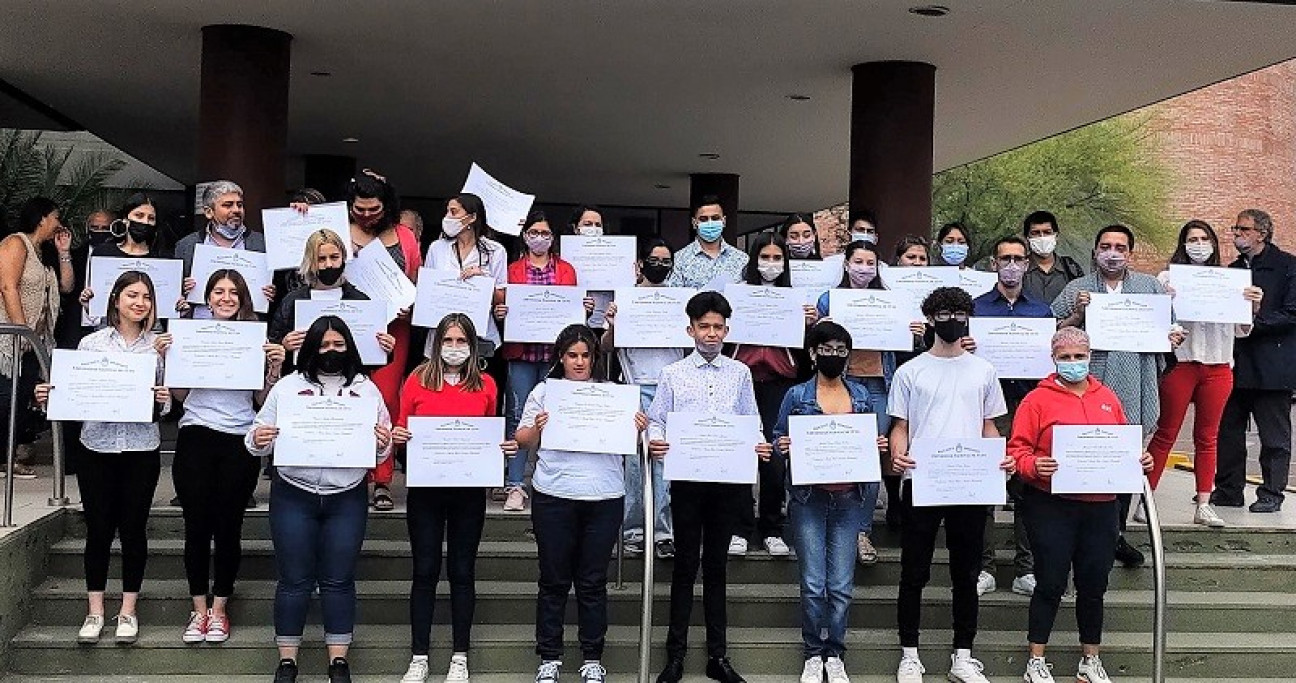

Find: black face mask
641;263;671;284
88;231;113;247
932;319;968;344
126;220;156;244
816;354;847;379
317;350;346;374
317;266;344;286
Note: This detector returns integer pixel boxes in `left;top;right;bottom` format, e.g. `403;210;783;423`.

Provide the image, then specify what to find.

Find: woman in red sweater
1009;326;1152;683
390;313;517;683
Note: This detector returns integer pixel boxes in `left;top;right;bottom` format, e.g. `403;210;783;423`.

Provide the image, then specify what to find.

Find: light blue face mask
852;232;877;245
1056;359;1090;383
941;243;969;265
697;220;724;243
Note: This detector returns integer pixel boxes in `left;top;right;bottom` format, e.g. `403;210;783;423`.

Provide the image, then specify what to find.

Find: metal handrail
2;324;69;528
1141;481;1167;682
637;432;655;683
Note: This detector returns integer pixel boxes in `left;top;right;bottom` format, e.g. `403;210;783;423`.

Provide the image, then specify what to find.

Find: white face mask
1185;242;1214;264
442;216;466;238
1028;234;1057;256
757;262;784;282
440;345;471;367
577;225;604;237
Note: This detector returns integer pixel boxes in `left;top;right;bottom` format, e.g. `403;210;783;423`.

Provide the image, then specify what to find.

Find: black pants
667;480;742;660
1021;486;1119;645
1217;388;1293;503
736;377;794;541
0;351;43;446
173;426;261;598
532;490;623;662
407;486;487;655
896;481;986;649
77;448;161;592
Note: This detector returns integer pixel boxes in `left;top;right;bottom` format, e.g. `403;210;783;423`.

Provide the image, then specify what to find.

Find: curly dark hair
919;286;974;317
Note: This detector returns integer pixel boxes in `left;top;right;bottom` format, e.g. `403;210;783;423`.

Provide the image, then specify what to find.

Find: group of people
1;172;1293;683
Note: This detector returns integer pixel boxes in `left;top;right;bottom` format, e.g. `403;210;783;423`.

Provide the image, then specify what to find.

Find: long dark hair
297;315;366;386
110;193;156;244
347;172;399;233
105;270;157;332
516;210;555;260
16;196;61;268
203;268;259;321
743;232;791;287
779;212;821;260
547;324;603;380
447;192;498;261
837;240;886;290
1168;219;1221;267
414;313;485;392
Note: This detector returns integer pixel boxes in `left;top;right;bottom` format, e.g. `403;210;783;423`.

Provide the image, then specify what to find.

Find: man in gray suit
174;180;274;317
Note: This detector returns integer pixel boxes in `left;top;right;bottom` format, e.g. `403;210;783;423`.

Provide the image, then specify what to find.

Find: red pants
368;319;411;488
1146;361;1233;493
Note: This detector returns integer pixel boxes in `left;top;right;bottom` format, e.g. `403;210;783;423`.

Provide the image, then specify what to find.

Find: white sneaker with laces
445;653;470;682
1011;573;1037;596
728;535;748;556
896;655;925;683
800;656;825;683
1022;656;1054;682
1132;499;1148;524
976;571;997;596
536;660;562;683
182;611;207;643
764;536;791;556
77;614;104;643
1194;503;1226;528
1077;655;1112;683
948;654;990;683
825;656;850;683
579;661;606;683
401;657;430;682
115;614;139;644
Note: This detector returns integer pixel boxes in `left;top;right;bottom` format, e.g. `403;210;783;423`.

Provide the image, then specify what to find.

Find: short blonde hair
1051;326;1090;354
299;229;348;286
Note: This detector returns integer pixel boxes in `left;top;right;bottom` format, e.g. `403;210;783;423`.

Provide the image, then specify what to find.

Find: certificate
406;416;505;487
461;163;534;236
967;317;1055;379
186;244;272;313
262;201;351;270
412;269;496;334
1167;264;1252;325
502;285;586;343
611;287;693;348
1050;425;1145;494
957;269;999;299
346;240;416;322
163;319;266;390
294;299;388;365
789;413;881;485
884;266;960;317
561;235;637;290
909;437;1007;506
273;394;379;468
663;413;761;484
542;379;642;455
789;254;845;292
1086;293;1172;352
88;257;185;319
828;289;915;351
47;349;157;423
724;284;807;348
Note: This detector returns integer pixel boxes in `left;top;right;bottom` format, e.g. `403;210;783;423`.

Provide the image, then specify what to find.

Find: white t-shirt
423;235;508;351
520;380;626;501
888;351;1007;480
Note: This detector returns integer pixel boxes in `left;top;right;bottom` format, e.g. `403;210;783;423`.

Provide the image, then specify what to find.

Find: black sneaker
1209;491;1245;508
655;539;676;559
273;658;298;683
328;656;352;683
1113;536;1145;568
1250;497;1283;513
656;657;684;683
706;656;746;683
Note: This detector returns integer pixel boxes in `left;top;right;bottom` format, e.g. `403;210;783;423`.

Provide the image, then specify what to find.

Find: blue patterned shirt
666;240;749;289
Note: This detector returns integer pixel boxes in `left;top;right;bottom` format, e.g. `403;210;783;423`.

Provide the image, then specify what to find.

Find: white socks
902;647;920;660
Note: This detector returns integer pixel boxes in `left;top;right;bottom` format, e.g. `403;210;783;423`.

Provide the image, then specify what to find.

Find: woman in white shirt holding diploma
245;315;392;683
35;271;172;646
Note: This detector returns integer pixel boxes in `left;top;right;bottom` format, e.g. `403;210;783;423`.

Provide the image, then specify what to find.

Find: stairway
6;506;1296;680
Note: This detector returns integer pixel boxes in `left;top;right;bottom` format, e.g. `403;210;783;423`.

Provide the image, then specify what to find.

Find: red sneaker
205;610;229;643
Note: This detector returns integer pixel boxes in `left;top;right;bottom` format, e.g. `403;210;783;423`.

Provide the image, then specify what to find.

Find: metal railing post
1141;480;1167;683
637;433;655;683
0;324;70;529
3;335;19;527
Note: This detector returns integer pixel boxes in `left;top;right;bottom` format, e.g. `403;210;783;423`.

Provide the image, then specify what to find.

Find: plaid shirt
520;258;558;363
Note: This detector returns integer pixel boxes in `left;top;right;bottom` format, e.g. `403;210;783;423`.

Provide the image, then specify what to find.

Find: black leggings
77;449;161;593
407;486;487;655
173;425;261;598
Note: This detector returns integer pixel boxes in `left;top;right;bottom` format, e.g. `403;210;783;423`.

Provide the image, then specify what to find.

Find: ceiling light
786;94;812;101
908;5;950;17
654;183;671;190
310;71;332;77
698;153;720;160
342;137;360;143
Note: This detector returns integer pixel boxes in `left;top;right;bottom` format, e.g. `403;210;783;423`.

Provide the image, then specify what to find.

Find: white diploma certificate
163;320;266;390
273;394;379;468
789;254;845;292
346;240;417;322
561;235;637;290
294;299;388;365
789;413;881;485
828;289;916;351
967;317;1056;379
885;266;961;318
1086;293;1172;352
412;269;496;334
542;379;642;455
88;257;185;319
186;244;272;313
611;287;694;348
957;269;999;299
909;437;1007;507
502;285;586;343
663;413;761;484
724;284;808;348
1050;424;1145;494
262;201;351;270
1167;264;1253;325
47;349;157;423
406;416;505;488
461;163;534;236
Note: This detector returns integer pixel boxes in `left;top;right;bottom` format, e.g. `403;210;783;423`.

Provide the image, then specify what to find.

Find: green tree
0;128;132;242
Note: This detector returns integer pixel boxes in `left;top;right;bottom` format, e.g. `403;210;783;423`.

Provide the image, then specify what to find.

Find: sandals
371;486;394;511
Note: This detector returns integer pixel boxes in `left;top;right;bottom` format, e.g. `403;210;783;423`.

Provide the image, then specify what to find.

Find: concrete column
302;154;356;203
689;173;740;243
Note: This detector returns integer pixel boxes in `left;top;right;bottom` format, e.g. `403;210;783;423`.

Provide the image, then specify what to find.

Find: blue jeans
505;360;549;488
623;385;672;542
789;487;866;658
269;475;369;646
854;376;889;536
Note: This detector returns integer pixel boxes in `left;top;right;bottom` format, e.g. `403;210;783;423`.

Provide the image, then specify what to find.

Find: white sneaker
1011;574;1037;596
401;656;431;682
77;614;104;643
181;611;208;643
1132;499;1148;524
1022;656;1053;682
825;656;850;683
948;654;990;683
579;661;607;683
1076;655;1112;683
536;660;561;683
976;571;997;596
115;614;139;644
896;655;926;683
445;653;470;682
764;536;791;556
1194;503;1226;528
801;656;825;683
728;535;748;556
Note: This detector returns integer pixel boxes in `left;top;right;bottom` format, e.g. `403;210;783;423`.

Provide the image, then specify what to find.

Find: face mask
317;350;346;375
127;220;156;244
210;219;244;241
997;261;1027;288
695;340;723;357
88;231;113;247
697;220;724;243
442;216;466;238
815;354;847;379
757;262;784;282
852;232;877;246
932;318;968;344
641;263;671;284
524;234;553;255
847;264;877;288
1095;250;1127;275
1185;242;1214;264
787;241;815;258
1234;235;1259;256
317;265;344;286
352;210;384;232
1029;235;1057;256
577;225;604;237
941;243;969;266
440;345;472;367
1056;359;1089;383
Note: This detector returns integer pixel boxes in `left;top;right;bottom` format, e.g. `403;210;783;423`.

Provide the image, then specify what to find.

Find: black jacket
1230;244;1296;391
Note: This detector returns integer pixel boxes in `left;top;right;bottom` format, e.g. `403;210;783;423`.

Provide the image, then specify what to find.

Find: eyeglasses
645;258;673;267
1230;225;1256;233
351;205;384;216
524;229;553;239
996;255;1029;264
932;311;970;322
815;346;850;357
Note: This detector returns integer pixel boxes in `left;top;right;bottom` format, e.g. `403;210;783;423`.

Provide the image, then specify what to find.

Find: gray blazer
173;229;267;276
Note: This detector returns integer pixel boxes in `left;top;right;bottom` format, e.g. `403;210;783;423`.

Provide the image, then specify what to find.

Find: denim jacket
772;376;876;503
815;289;899;390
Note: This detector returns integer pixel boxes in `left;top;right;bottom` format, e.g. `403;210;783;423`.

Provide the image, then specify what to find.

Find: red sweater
501;256;579;361
1009;374;1129;503
396;371;499;427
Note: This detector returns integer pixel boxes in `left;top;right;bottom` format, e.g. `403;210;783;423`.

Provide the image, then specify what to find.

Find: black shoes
656;539;676;559
1250;497;1283;513
273;659;298;683
706;656;747;683
656;657;685;683
328;657;352;683
1113;536;1145;568
1209;491;1245;508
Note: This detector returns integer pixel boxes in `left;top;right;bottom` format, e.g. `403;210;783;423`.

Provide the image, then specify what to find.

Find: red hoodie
1009;374;1129;502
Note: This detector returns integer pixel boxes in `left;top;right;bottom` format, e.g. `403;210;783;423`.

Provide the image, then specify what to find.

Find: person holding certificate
1008;326;1153;683
244;315;393;683
771;321;888;683
931;222;973;269
887;287;1009;683
422;192;508;363
174;180;275;319
1148;221;1262;526
390;313;517;683
34;270;171;646
781;212;823;260
153;269;285;645
78;193;180;320
570;205;616;331
665;195;749;289
1052;225;1185;567
517;325;645;683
